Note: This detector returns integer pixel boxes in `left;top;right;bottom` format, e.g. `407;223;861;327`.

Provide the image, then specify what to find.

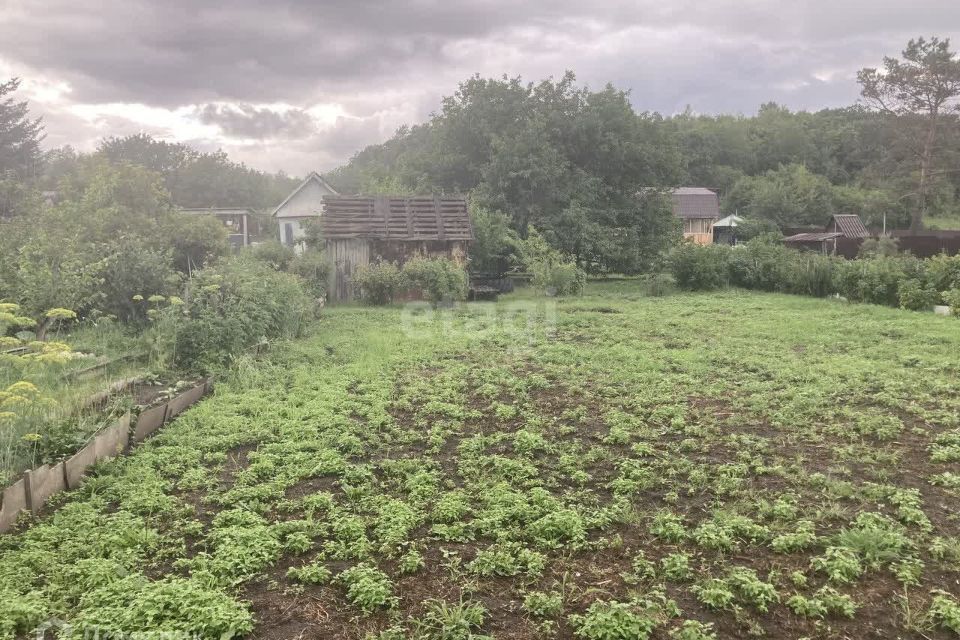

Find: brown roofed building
321;195;473;302
671;187;721;245
826;214;869;239
783;213;870;254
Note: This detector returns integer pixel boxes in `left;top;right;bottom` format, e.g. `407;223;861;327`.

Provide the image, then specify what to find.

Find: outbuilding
272;172;339;248
320;195;473;302
671;187;721;244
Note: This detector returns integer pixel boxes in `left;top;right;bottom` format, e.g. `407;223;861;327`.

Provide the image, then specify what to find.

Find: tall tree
858;37;960;231
0;78;45;216
0;78;44;177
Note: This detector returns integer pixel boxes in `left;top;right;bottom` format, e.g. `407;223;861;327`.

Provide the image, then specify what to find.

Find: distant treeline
328;56;960;249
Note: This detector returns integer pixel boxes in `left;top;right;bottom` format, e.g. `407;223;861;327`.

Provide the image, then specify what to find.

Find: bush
164;256;312;370
858;236;900;258
728;238;790;291
833;256;923;307
521;229;586;297
352;261;405;305
289;249;331;299
926;254;960;294
99;240;177;323
786;252;837;298
165;214;230;273
532;260;586;296
469;205;521;275
944;289;960;316
251;241;296;271
402;256;469;303
898;278;938;311
666;243;730;290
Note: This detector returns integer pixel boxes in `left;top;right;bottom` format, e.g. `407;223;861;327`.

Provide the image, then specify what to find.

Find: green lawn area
926;213;960;231
2;283;960;639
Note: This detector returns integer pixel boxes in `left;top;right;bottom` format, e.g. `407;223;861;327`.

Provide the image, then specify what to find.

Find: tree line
329;37;960;272
2;37;959;278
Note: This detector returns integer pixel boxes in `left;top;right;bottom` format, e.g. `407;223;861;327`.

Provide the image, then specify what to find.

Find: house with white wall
271;172;339;247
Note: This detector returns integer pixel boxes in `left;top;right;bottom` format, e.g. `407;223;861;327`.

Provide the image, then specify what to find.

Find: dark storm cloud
1;0;959;173
196;104;316;139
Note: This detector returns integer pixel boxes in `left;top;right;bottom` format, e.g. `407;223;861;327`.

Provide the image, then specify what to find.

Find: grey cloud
196;104;316;139
1;0;959;174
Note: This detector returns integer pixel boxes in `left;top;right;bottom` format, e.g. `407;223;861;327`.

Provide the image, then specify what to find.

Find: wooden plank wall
329;239;370;302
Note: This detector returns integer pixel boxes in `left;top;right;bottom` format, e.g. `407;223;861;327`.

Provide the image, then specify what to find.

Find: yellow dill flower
6;381;38;395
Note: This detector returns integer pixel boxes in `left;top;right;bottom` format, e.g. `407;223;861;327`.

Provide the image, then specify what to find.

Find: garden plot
2;284;960;639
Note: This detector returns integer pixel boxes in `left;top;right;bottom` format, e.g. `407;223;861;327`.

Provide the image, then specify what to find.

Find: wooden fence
833;235;960;259
0;379;212;534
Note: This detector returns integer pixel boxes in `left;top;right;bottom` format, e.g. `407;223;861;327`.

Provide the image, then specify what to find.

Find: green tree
724;164;837;227
858;37;960;230
0;78;44;217
164;214;230;273
468;205;521;275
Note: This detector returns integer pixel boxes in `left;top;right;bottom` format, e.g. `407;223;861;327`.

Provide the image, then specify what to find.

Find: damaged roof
321;195;473;241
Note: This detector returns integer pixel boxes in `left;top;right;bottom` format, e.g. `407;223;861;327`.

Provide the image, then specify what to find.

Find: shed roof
671;187;721;219
321;196;473;241
783;231;844;243
831;214;869;238
713;214;743;228
179;207;252;216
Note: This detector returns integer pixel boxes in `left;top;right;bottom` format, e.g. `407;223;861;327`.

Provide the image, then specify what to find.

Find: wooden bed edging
0;379;211;533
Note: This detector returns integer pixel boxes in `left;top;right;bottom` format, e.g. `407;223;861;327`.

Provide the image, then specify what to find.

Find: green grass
926;213;960;231
1;283;959;639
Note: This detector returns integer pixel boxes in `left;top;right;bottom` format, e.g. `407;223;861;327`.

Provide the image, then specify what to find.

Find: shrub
833;256;922;307
402;256;469;303
289;249;331;299
898;278;939;311
167;256;312;370
666;243;729;290
727;237;790;291
532;260;586;296
944;289;960;316
352;261;406;305
785;252;837;297
926;254;960;294
521;228;586;296
858;236;900;258
251;241;296;270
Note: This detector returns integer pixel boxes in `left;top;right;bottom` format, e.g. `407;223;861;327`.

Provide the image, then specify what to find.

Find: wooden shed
671;187;721;245
321;195;473;302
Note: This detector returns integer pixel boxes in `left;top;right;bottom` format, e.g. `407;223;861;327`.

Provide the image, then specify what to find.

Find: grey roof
671;187;720;219
321;195;473;241
179;207;252;216
831;214;869;238
713;214;743;228
784;232;844;243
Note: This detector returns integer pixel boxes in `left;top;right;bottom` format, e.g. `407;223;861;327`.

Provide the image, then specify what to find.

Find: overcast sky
1;0;958;177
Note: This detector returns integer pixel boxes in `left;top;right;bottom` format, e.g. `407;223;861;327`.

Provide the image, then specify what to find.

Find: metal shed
321;195;473;302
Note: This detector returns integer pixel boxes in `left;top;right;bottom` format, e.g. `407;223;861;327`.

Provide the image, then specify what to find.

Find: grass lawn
2;283;960;639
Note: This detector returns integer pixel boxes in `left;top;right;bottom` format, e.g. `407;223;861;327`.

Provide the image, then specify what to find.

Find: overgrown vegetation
667;237;960;312
352;257;469;305
2;282;958;638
